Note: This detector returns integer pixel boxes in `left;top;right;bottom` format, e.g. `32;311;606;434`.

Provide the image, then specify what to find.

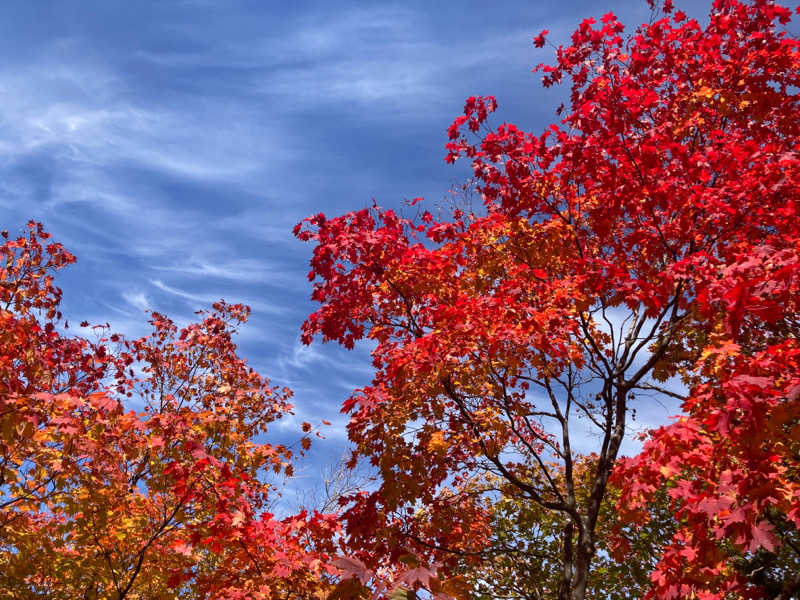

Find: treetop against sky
0;0;666;469
2;0;799;598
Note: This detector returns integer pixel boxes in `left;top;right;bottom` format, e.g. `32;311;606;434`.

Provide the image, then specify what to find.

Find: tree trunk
569;524;595;600
557;522;574;600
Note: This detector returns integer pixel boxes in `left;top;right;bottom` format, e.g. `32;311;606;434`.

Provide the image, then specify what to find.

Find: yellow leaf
427;431;448;454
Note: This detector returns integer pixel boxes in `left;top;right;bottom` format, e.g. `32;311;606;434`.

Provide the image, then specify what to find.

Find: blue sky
2;0;685;505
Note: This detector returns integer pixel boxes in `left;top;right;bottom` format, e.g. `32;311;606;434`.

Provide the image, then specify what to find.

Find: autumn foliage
296;0;800;598
3;0;800;599
0;222;338;599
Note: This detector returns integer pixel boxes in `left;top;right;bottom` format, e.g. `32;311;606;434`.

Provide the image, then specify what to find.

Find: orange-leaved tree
295;1;800;598
0;222;339;599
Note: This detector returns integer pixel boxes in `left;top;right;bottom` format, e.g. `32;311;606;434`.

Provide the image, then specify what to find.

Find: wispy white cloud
121;290;151;313
150;256;306;290
279;340;324;371
128;5;546;117
149;278;288;317
0;59;304;199
150;278;212;303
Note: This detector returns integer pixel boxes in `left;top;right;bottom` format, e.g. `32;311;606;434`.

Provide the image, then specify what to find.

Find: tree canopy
296;0;800;598
2;1;799;599
0;222;339;599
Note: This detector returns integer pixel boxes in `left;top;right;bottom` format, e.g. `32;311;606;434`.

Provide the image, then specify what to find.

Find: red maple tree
296;1;800;598
0;222;340;599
